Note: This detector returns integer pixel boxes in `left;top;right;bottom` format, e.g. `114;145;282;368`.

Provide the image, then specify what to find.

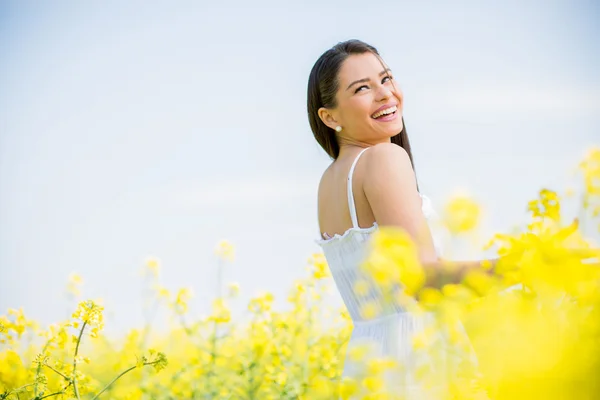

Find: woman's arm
362;143;438;264
422;258;499;289
362;143;501;289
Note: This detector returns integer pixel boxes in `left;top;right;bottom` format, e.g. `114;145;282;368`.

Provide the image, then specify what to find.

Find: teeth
372;105;397;118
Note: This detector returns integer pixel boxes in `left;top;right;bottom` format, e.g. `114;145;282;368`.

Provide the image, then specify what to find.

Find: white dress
316;148;480;399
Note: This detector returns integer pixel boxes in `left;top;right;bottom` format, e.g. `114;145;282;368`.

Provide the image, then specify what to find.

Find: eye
354;85;369;94
382;75;394;83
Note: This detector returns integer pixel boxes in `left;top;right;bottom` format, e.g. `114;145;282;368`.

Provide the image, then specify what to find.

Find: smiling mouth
371;105;398;119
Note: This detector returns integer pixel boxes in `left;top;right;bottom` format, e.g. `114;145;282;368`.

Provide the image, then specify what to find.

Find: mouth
371;105;398;120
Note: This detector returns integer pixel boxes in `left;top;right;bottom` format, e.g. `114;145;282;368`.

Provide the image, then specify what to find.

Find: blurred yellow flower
210;298;231;323
173;288;193;315
227;282;240;297
367;358;398;375
144;256;160;277
579;147;600;193
359;300;381;320
347;343;372;362
418;287;443;308
66;273;83;297
309;375;334;397
248;291;275;313
215;240;235;261
442;192;482;233
353;279;371;297
363;227;425;295
155;285;171;300
339;377;359;399
362;375;384;392
308;252;331;279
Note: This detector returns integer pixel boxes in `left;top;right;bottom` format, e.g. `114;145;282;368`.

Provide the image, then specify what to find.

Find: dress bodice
316;147;441;322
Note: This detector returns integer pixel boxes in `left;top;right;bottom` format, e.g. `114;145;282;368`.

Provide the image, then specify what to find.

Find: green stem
39;392;62;399
34;340;53;396
141;290;162;351
39;386;70;400
207;320;219;398
72;321;88;400
90;361;159;400
43;364;71;382
3;383;35;398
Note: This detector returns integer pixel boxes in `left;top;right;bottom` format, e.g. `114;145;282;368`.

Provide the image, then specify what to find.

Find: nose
375;83;393;102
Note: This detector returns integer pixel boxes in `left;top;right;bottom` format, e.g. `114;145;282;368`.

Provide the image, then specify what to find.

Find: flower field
1;148;599;399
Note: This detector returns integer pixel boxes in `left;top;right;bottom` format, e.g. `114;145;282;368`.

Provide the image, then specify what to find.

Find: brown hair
306;39;417;173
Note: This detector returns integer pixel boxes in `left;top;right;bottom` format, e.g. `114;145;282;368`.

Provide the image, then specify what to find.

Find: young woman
308;39;487;398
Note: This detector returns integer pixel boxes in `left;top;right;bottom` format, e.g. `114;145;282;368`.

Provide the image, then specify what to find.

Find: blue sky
1;0;599;334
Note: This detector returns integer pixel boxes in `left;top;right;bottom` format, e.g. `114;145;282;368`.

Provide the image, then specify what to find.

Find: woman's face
319;52;404;145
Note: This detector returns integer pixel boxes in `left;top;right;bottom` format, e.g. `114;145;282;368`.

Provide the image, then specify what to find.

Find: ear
318;107;340;131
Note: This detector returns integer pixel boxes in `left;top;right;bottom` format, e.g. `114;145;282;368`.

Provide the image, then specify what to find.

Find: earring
335;126;342;132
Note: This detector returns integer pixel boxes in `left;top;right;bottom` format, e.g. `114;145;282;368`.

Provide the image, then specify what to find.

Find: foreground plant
350;147;600;399
0;300;167;400
1;147;598;399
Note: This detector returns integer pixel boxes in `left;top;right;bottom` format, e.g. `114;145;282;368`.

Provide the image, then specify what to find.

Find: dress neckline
316;222;378;245
318;193;433;246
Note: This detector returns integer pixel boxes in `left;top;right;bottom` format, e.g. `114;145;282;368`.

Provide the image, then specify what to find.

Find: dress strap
347;147;370;228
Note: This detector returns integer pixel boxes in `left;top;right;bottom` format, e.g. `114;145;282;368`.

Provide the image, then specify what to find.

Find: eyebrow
346;68;392;91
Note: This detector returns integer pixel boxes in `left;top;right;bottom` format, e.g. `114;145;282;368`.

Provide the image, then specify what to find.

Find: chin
396;118;404;132
388;119;404;136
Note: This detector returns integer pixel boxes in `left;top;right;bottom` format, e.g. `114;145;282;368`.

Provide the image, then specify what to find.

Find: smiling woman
307;41;416;168
306;40;484;398
307;40;435;260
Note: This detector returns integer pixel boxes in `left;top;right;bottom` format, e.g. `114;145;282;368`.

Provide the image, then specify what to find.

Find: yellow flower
155;284;171;300
367;358;398;375
442;192;482;233
418;287;443;308
144;256;160;277
66;273;83;297
463;270;497;296
362;376;384;392
412;328;436;350
308;253;331;279
339;377;359;400
71;300;104;333
210;298;231;323
248;292;275;313
227;282;240;297
359;301;381;320
309;375;333;397
136;355;147;368
353;279;371;297
276;371;287;386
363;227;425;295
348;342;372;362
215;240;235;261
173;288;193;315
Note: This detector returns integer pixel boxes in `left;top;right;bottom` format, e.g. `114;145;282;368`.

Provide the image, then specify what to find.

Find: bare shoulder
317;162;335;208
316;162;336;232
362;142;413;178
367;142;409;158
359;143;436;261
317;162;334;192
361;142;419;214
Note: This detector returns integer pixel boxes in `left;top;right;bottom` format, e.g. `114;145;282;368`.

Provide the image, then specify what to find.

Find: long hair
306;39;417;175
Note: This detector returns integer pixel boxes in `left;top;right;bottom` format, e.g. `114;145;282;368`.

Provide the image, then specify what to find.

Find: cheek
345;97;372;121
394;91;404;107
339;99;364;124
